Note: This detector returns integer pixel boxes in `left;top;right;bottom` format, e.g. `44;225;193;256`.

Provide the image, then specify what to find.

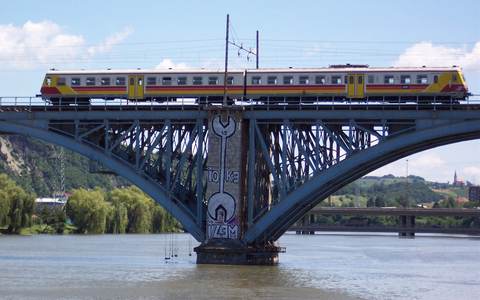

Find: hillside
0;135;126;197
324;174;468;208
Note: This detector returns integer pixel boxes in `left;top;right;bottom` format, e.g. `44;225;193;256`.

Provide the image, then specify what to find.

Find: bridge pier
398;215;415;238
194;108;281;265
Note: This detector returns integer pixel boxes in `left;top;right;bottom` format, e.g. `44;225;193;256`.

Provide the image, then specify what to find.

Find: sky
0;0;480;183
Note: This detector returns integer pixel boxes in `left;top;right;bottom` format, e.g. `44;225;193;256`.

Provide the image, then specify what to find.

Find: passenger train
40;65;469;105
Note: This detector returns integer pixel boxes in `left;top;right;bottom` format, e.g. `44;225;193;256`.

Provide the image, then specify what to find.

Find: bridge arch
0;121;204;241
246;119;480;243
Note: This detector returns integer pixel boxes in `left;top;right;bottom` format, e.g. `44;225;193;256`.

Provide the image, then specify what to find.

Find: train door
137;75;144;99
356;74;365;98
128;75;144;100
347;74;365;98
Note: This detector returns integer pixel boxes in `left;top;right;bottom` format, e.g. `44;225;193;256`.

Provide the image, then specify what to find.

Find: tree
367;197;375;207
0;174;35;233
107;187;152;233
442;196;457;208
375;196;386;207
38;206;67;234
66;188;109;234
106;201;128;234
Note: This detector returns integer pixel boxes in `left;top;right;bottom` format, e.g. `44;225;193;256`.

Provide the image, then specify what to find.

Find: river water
0;233;478;300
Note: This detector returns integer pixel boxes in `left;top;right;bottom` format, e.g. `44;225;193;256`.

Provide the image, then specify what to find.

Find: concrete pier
195;108;281;265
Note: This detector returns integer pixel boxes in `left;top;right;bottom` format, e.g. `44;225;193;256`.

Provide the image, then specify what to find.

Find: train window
130;78;134;85
71;78;81;86
45;77;52;86
331;76;341;84
384;75;394;84
358;76;363;84
86;77;96;86
138;78;143;86
227;76;234;85
283;76;293;85
147;77;157;85
367;75;375;84
349;76;354;84
400;75;411;84
452;74;458;82
299;76;309;84
416;75;428;84
315;76;326;84
101;77;111;86
252;76;261;85
208;76;219;85
57;77;66;86
433;75;438;84
162;77;172;85
193;77;203;85
267;76;277;85
116;77;126;86
177;77;187;85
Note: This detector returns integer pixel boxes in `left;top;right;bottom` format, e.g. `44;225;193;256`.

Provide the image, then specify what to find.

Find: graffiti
207;168;240;184
207;115;240;239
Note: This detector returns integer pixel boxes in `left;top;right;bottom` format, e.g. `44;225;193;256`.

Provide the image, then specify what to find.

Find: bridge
292;207;480;237
2;97;480;264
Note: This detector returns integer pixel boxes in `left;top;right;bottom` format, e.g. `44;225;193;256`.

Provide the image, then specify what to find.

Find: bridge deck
1;103;480;112
309;207;480;217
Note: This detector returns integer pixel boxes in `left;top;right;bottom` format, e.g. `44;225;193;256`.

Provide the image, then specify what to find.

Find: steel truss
48;117;208;234
247;117;415;220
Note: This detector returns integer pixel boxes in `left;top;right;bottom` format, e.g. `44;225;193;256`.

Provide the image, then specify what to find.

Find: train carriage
40;65;468;105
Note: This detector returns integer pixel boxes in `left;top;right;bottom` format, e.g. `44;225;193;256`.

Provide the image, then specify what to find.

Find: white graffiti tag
207;115;237;225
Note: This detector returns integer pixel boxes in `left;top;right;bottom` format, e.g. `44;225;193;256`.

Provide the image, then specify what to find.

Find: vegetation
0;174;35;234
66;187;180;234
0;136;126;197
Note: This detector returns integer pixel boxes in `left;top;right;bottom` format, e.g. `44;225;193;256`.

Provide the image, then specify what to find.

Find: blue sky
0;0;480;183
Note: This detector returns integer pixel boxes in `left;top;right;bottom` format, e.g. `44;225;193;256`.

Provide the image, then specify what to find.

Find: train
40;64;469;105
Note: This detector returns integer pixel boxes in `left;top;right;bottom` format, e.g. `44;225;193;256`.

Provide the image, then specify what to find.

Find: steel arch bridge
1;101;480;259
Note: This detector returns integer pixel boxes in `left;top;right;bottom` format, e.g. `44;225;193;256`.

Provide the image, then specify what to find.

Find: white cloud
462;166;480;182
0;20;132;70
155;58;188;70
87;27;133;56
394;41;480;71
409;153;446;169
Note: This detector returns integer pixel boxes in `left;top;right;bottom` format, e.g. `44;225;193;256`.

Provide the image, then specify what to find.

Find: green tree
106;201;128;234
107;187;152;233
375;196;386;207
0;174;35;233
66;188;109;234
38;206;67;234
367;197;375;207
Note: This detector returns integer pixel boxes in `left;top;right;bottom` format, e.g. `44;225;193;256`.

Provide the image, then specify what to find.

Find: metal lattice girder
48;118;209;216
245;117;480;244
250;118;396;206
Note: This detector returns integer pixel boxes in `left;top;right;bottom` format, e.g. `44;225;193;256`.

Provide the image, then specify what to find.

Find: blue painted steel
245;119;480;243
0;121;205;241
247;119;255;225
196;119;204;226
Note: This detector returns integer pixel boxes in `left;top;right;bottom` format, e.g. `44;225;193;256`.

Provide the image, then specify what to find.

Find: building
34;196;67;212
453;171;465;187
468;186;480;202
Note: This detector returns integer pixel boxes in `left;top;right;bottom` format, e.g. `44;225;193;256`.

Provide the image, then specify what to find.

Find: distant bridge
293;207;480;237
2;97;480;263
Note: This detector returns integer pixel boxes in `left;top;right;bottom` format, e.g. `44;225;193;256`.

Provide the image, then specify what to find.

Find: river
0;233;478;300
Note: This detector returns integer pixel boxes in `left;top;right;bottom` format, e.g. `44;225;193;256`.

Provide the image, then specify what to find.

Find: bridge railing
0;96;480;111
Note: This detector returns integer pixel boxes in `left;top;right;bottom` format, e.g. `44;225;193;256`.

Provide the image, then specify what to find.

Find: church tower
454;170;458;186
